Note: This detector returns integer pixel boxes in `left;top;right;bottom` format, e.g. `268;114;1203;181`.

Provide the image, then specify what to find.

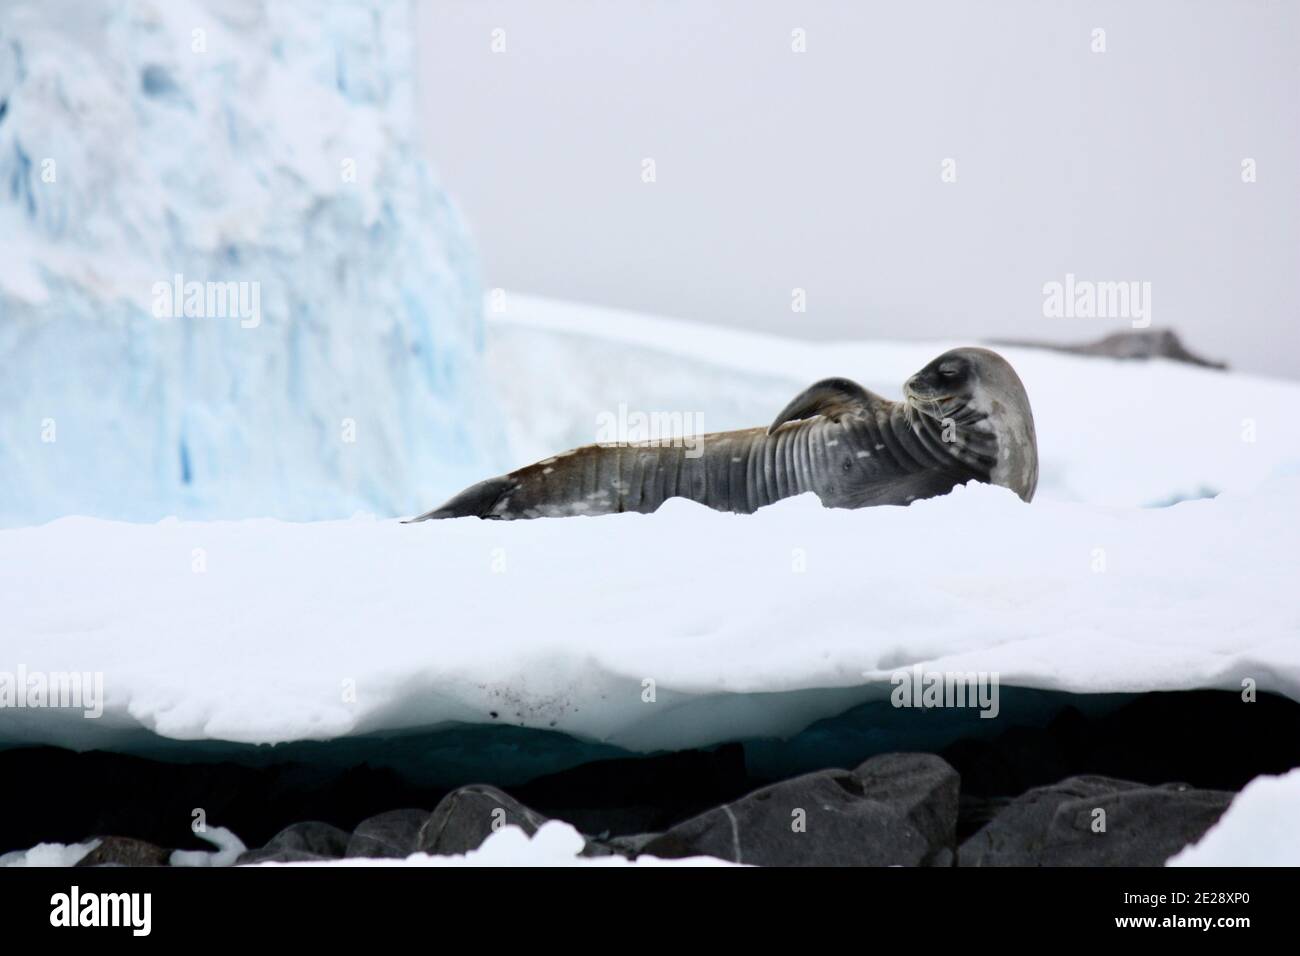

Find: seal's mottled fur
407;347;1037;521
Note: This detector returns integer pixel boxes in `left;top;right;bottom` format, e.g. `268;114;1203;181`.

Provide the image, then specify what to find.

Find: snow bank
0;839;99;867
3;470;1296;753
487;295;1300;508
0;0;502;527
1167;768;1300;866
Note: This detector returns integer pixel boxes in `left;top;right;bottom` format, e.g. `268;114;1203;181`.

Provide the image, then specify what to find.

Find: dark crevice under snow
2;687;1297;854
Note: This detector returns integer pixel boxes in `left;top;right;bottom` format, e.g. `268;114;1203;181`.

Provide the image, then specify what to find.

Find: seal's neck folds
901;400;999;485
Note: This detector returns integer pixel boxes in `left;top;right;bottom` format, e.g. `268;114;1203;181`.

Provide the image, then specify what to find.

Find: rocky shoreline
5;689;1295;867
56;756;1235;867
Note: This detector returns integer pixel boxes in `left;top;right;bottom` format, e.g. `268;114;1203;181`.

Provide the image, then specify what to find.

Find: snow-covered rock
249;820;738;867
1167;768;1300;866
168;825;246;867
0;0;503;527
0;821;738;867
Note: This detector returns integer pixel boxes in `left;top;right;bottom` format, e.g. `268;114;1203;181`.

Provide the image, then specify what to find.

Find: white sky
417;0;1300;378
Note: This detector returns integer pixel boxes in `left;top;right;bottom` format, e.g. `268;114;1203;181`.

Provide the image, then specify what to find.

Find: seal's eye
939;363;961;379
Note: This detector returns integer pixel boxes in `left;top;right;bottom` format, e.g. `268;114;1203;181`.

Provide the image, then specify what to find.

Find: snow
2;287;1299;756
2;466;1297;754
1167;769;1300;866
0;839;99;867
486;295;1300;509
0;0;503;528
168;826;246;868
248;820;737;867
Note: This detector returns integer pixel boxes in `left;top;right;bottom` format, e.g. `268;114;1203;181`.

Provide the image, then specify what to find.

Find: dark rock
417;785;549;856
641;753;959;866
1072;329;1226;368
959;775;1233;866
855;752;960;853
235;820;351;865
601;832;660;858
74;836;170;867
344;808;429;859
264;820;350;857
993;329;1226;369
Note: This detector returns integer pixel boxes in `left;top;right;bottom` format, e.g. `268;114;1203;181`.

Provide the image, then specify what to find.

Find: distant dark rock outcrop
994;329;1226;369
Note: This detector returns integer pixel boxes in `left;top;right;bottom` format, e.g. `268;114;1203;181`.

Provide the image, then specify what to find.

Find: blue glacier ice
0;0;504;526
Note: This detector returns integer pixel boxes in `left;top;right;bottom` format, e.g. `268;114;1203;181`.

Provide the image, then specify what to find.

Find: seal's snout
903;372;947;410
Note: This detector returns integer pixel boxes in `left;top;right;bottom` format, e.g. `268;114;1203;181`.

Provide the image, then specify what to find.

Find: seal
406;347;1037;521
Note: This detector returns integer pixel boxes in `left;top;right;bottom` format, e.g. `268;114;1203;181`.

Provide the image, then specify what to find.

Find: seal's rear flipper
403;476;515;522
767;377;884;434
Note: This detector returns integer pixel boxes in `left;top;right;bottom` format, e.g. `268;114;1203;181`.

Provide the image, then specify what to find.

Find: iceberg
0;0;504;527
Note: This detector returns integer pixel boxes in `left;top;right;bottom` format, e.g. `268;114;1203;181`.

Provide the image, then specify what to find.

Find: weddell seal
406;347;1037;521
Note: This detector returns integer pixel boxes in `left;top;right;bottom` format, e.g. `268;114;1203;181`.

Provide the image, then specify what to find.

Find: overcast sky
417;0;1299;378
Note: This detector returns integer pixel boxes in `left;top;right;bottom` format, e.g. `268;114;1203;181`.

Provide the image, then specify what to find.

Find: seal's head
904;347;1038;502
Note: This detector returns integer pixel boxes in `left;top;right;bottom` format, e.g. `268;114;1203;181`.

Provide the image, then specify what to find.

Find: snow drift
3;473;1296;754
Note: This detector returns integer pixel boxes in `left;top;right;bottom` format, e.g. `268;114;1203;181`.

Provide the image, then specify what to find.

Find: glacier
0;0;504;527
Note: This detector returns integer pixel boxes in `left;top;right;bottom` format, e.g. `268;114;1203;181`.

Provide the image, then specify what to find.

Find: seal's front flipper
403;476;516;522
767;377;883;434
